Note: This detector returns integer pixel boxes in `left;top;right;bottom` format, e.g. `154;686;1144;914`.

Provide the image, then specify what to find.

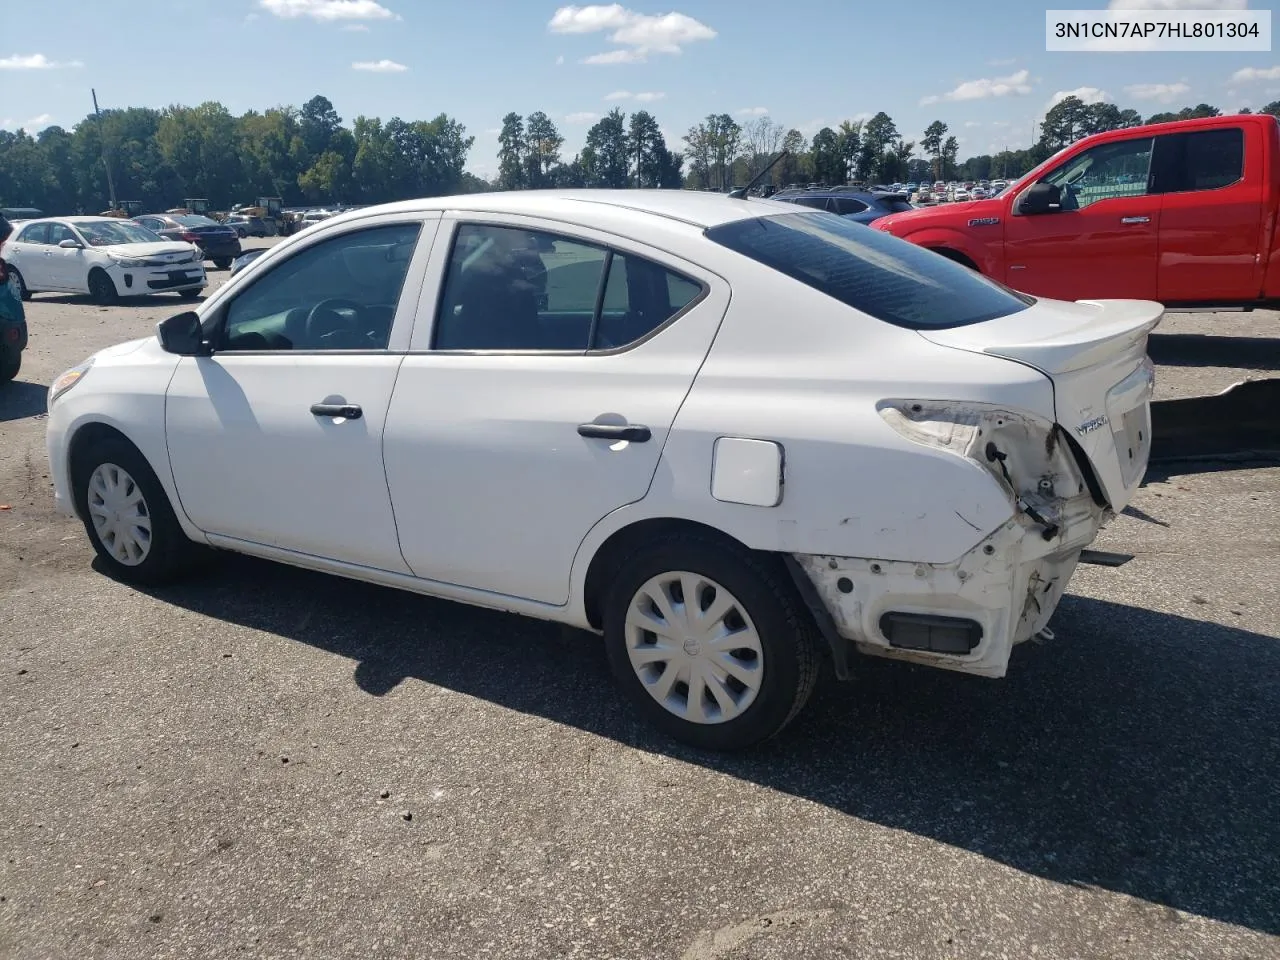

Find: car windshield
175;214;218;226
73;220;162;246
706;211;1033;330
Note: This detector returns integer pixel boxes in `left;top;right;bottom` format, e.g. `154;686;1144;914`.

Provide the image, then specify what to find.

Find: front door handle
1120;216;1150;225
578;422;651;443
311;402;363;420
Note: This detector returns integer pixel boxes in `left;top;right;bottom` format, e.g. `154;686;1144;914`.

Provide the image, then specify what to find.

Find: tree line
2;93;1277;214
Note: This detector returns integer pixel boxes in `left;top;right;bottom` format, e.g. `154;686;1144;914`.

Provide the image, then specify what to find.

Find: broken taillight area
878;399;1105;539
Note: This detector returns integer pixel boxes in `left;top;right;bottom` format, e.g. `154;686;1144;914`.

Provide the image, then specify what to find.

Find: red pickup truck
873;114;1280;309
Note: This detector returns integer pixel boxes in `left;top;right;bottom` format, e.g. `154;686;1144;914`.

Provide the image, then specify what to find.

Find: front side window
433;223;702;352
17;223;50;244
220;222;421;352
1042;137;1154;211
707;211;1031;330
73;220;161;246
46;223;76;245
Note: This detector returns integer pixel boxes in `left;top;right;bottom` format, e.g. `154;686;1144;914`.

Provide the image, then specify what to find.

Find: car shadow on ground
1148;332;1280;370
137;553;1280;935
27;294;204;308
0;380;48;422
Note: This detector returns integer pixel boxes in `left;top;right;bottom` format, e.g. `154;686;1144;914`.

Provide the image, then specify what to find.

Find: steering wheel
303;298;366;349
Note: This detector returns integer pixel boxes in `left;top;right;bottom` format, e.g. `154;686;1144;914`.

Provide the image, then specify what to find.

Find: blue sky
4;0;1278;178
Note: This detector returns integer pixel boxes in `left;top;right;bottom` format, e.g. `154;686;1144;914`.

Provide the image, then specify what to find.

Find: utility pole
92;88;117;211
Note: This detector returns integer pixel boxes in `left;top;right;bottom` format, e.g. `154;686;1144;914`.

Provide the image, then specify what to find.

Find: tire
214;258;232;271
71;436;206;586
602;533;821;750
177;289;202;300
9;267;32;301
88;269;118;306
236;228;247;238
0;347;19;384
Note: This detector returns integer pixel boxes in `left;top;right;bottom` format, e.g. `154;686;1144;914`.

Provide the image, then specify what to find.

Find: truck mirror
1016;182;1062;216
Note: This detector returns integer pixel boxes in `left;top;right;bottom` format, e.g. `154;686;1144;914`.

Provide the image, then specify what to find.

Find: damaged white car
44;191;1158;749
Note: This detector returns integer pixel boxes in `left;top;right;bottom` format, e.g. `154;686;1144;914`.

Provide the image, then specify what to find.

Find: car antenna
727;150;789;199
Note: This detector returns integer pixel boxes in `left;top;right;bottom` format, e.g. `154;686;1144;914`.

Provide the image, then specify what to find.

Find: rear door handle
311;402;363;420
578;422;651;443
1120;216;1150;225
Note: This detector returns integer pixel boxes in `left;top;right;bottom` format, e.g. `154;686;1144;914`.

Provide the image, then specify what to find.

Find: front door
45;222;87;290
1003;134;1160;301
383;218;728;605
165;217;436;572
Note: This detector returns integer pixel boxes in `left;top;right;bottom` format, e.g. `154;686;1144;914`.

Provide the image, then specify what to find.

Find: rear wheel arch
582;517;754;631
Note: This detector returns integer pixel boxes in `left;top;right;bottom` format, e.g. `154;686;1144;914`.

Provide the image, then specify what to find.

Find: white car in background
44;191;1158;749
2;217;206;305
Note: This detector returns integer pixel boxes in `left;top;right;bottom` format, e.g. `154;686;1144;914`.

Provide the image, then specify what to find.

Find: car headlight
50;358;94;405
109;255;147;268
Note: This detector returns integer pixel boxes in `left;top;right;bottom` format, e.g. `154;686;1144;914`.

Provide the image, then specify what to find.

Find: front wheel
214;258;232;270
88;269;118;305
72;436;206;585
177;288;202;300
602;533;821;750
0;347;20;384
9;267;31;301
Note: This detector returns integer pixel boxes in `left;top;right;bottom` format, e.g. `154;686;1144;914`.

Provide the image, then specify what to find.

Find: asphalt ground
1;245;1278;959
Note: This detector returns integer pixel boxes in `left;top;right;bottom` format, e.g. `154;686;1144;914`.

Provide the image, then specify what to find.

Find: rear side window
706;211;1032;330
832;198;869;216
18;223;49;244
879;198;915;213
1154;128;1245;193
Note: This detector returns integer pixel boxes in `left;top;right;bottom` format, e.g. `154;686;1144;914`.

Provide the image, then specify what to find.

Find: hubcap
624;571;764;725
10;272;23;297
87;463;152;566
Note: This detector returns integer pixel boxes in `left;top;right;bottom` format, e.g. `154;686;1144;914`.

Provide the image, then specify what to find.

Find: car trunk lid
919;298;1162;509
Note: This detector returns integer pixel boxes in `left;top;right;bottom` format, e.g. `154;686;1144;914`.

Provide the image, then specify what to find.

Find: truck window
1152;128;1245;193
1043;137;1154;210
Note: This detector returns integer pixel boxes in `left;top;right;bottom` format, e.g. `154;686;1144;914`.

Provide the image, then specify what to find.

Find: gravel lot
2;245;1278;959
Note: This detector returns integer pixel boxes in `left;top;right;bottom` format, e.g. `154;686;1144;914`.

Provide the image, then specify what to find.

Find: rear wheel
88;269;118;305
214;258;232;270
0;347;20;384
72;436;205;585
235;227;247;238
9;267;31;301
602;533;821;750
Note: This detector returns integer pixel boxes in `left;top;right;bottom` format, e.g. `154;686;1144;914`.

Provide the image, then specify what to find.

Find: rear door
1153;125;1262;303
382;214;728;605
7;222;51;287
1003;135;1161;301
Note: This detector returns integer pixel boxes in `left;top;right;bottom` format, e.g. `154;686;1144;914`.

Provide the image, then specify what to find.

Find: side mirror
58;238;83;249
1016;182;1062;216
157;311;209;356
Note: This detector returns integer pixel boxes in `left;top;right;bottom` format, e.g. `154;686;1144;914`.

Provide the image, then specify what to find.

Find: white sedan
2;217;206;304
44;191;1158;749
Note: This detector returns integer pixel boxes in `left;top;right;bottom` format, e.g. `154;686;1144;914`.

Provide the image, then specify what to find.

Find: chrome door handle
1120;216;1150;225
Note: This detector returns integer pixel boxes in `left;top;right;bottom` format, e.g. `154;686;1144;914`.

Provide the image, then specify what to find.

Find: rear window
706;211;1032;330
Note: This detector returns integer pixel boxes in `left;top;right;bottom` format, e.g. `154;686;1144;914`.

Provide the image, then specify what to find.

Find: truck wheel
71;435;206;585
88;269;118;305
602;532;821;750
932;248;980;272
0;347;20;384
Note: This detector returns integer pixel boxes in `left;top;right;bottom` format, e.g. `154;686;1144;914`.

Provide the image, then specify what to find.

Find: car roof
323;190;801;232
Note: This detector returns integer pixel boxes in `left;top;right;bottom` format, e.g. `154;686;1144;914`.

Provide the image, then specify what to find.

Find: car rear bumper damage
794;490;1104;678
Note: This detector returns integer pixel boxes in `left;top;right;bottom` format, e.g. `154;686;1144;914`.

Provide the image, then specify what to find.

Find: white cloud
0;53;83;70
549;4;715;64
484;127;502;135
564;111;600;123
964;120;982;127
920;69;1032;105
736;106;769;116
1232;66;1280;84
988;58;1017;67
352;59;407;72
1048;86;1109;108
583;48;645;65
1125;81;1190;103
555;55;565;65
0;118;11;128
1109;0;1244;7
260;0;397;21
340;23;370;31
636;91;664;102
28;113;53;127
604;90;632;100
